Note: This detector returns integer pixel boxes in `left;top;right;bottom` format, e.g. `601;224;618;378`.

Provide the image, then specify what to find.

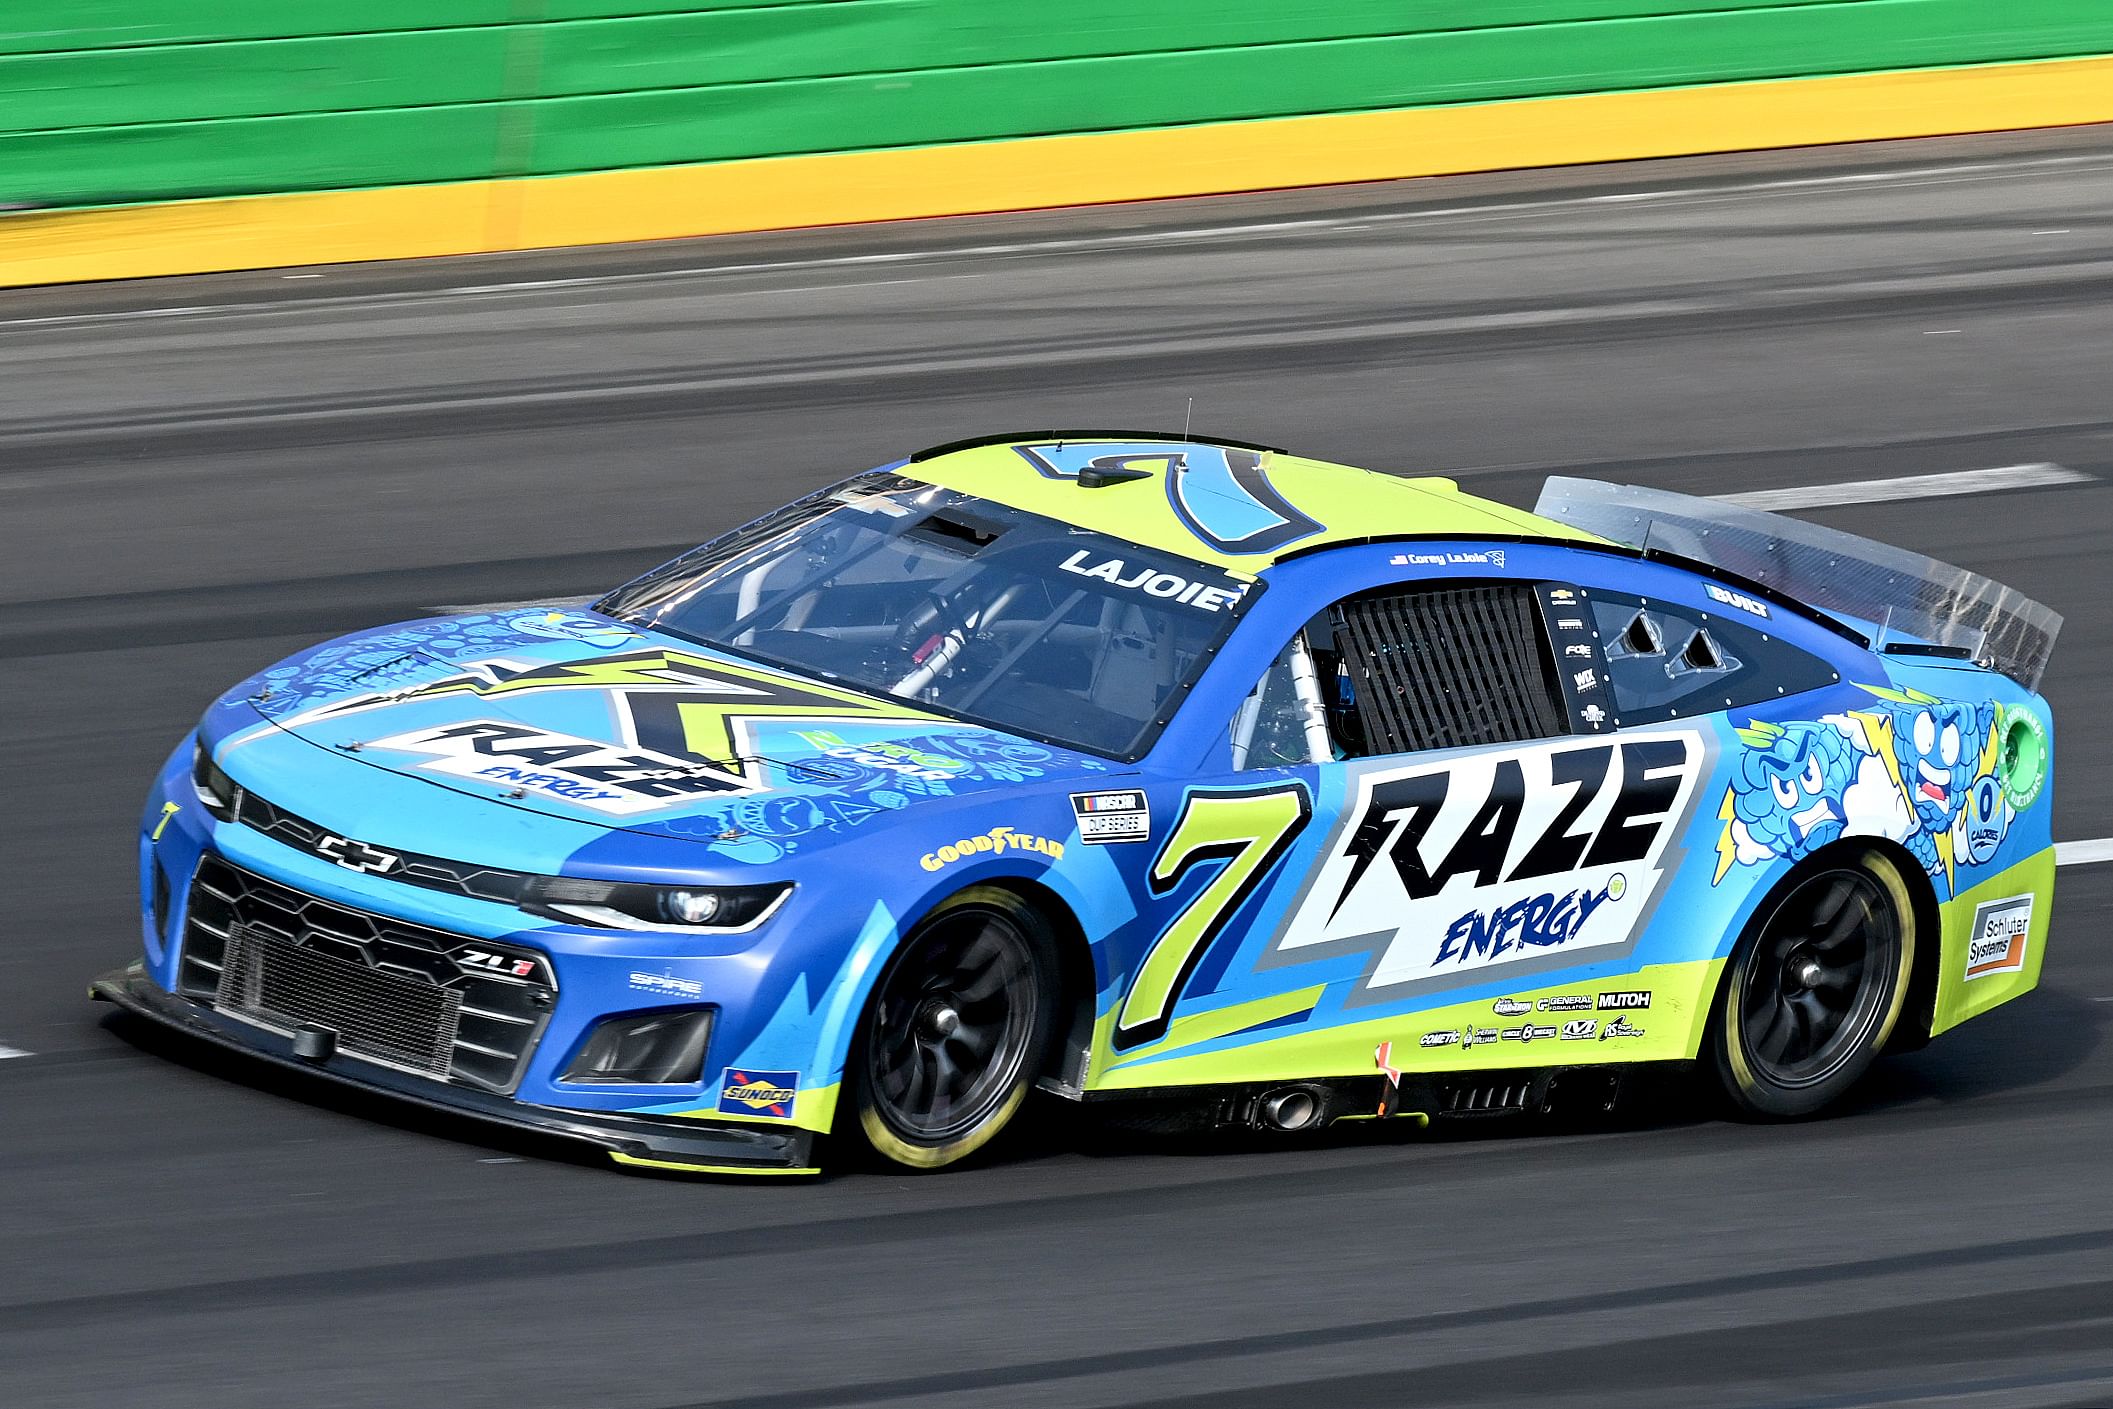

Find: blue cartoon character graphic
1884;694;1992;874
1718;720;1861;879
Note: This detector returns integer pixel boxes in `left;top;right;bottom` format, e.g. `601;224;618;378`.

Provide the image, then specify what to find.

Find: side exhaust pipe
1256;1084;1329;1132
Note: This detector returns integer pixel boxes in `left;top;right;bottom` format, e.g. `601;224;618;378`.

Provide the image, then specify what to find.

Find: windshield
599;473;1258;759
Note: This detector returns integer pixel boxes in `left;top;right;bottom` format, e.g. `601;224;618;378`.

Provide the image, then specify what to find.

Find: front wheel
848;887;1059;1171
1710;848;1918;1119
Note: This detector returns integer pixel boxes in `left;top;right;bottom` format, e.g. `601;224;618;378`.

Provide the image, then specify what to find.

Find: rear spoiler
1533;477;2062;691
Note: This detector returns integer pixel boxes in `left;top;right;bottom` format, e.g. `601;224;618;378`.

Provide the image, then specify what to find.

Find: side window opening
1232;633;1334;770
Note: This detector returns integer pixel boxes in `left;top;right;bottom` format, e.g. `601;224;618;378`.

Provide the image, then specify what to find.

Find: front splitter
90;965;819;1176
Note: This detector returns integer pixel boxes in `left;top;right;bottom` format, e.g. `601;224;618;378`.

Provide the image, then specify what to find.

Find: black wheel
1710;848;1918;1118
849;887;1059;1170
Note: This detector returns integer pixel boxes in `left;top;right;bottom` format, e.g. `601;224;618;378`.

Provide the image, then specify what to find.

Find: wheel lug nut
1794;959;1825;990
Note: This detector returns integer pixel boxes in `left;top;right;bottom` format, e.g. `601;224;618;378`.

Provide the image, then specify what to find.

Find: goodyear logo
717;1069;799;1119
920;826;1064;871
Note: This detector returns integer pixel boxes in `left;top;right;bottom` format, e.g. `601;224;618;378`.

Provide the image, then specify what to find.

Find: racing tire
848;886;1060;1171
1708;846;1918;1119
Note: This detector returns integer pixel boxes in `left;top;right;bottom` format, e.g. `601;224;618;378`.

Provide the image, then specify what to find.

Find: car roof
902;432;1601;571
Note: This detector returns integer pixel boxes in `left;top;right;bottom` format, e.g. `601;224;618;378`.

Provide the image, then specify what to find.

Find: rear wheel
849;887;1059;1170
1710;848;1917;1118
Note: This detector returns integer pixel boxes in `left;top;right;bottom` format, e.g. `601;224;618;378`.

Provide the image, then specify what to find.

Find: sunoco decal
718;1069;799;1119
1264;732;1706;1003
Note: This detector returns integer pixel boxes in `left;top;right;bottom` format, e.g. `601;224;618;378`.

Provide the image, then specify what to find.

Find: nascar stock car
95;432;2061;1175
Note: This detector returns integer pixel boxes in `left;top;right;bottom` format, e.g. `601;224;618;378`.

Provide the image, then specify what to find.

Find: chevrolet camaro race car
95;432;2062;1175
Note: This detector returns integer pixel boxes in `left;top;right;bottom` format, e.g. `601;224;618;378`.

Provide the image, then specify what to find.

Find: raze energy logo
366;721;744;814
1266;733;1706;1002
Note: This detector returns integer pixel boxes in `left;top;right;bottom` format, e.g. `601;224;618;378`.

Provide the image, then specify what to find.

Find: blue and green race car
95;432;2061;1174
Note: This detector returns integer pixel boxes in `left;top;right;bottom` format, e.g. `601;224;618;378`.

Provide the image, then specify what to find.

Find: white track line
2059;839;2113;868
0;1044;31;1059
1714;463;2088;511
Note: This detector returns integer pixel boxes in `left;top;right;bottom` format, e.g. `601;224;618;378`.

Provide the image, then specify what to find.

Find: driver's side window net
1324;583;1569;757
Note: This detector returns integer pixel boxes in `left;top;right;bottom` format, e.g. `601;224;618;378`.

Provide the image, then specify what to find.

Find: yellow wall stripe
7;56;2112;289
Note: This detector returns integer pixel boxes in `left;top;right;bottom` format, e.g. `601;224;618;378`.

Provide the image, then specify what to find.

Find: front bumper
91;965;818;1176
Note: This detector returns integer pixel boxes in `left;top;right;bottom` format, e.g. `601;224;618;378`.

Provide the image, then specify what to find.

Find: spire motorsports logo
1262;732;1707;1003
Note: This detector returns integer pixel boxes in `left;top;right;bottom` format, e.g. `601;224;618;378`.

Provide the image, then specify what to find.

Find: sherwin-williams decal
1716;687;2026;893
1013;442;1323;556
1116;784;1311;1050
1265;733;1707;1003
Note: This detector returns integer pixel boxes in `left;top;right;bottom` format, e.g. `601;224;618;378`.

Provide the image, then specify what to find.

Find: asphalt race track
5;127;2113;1409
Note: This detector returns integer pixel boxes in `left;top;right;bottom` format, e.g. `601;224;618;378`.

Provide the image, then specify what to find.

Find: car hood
238;607;1119;844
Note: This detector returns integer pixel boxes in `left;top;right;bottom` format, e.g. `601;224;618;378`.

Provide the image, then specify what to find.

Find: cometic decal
1264;733;1707;1003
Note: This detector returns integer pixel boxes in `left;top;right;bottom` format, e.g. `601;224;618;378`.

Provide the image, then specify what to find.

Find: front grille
180;856;553;1092
236;791;528;905
218;925;463;1078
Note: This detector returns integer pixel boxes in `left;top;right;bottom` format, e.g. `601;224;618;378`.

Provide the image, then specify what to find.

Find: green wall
6;1;2113;209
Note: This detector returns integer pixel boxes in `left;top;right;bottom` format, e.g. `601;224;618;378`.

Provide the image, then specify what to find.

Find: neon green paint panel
1929;847;2055;1038
907;439;1593;570
1088;962;1722;1092
647;1080;842;1135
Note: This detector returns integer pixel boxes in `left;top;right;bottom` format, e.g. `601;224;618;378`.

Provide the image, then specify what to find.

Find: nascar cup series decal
1264;732;1706;1003
1072;789;1151;844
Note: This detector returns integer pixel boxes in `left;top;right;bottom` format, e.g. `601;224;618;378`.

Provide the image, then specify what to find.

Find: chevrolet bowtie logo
317;834;401;874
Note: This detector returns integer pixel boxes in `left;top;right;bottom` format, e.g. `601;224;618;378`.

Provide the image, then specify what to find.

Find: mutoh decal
1265;733;1706;1002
